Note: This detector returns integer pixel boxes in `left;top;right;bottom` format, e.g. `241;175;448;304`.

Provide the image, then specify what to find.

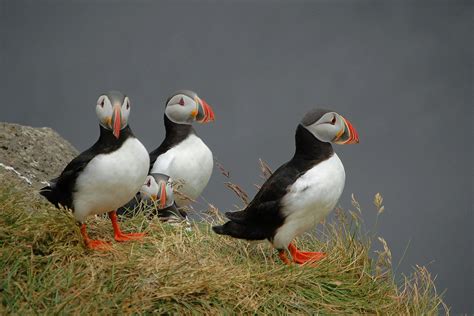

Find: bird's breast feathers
282;153;346;222
73;137;149;221
150;134;213;205
272;153;345;249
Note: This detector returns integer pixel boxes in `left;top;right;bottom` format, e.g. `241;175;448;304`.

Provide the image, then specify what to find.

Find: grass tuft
0;176;448;314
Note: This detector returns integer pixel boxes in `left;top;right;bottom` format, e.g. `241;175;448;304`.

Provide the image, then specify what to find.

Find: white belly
73;137;150;222
273;153;345;249
150;134;213;206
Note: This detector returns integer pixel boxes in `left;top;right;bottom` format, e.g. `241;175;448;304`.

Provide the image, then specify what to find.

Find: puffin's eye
330;116;336;125
178;97;185;106
126;101;130;110
99;99;104;108
146;179;151;187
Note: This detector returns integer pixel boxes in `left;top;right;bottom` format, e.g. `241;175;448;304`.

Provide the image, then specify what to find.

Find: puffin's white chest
73;137;149;222
150;134;213;206
273;153;345;249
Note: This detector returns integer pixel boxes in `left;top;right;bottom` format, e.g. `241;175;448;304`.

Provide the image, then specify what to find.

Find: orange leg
278;249;292;265
108;210;146;242
80;223;111;250
288;243;325;265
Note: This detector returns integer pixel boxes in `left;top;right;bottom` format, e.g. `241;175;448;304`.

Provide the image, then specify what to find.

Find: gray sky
1;0;472;312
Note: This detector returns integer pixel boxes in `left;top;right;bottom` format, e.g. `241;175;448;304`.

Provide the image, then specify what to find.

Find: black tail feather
39;184;60;208
212;224;227;235
212;221;266;241
224;210;248;224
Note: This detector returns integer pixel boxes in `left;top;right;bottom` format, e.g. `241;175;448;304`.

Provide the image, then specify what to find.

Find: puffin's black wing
157;203;188;222
214;161;305;240
230;161;300;218
39;147;99;209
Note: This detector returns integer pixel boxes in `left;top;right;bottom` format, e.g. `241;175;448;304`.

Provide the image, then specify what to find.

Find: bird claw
114;232;146;242
287;243;326;265
292;251;326;265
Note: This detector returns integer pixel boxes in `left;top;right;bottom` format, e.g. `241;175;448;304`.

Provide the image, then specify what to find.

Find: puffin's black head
301;108;359;144
164;90;215;125
96;91;131;139
140;173;174;209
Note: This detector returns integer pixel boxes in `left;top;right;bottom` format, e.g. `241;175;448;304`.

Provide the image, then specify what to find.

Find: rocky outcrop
0;122;78;189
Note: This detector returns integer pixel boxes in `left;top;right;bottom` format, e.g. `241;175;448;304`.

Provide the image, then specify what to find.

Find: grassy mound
0;176;448;314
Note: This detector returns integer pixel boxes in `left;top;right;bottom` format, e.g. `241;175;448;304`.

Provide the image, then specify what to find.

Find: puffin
213;109;359;265
116;173;187;222
149;90;215;209
40;91;150;250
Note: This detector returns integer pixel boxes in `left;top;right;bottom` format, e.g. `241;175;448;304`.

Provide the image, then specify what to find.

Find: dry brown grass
0;174;448;314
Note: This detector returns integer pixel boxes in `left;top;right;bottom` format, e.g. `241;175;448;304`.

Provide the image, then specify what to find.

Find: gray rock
0;122;78;189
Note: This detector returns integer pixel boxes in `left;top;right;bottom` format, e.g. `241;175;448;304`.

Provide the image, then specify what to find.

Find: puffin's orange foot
292;251;326;265
288;243;326;265
278;249;292;265
85;239;112;250
108;210;146;242
114;232;146;242
81;223;112;250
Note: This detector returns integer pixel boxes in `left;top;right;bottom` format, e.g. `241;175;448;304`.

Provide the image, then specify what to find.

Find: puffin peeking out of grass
40;91;149;250
117;173;187;222
149;90;215;212
213;109;359;265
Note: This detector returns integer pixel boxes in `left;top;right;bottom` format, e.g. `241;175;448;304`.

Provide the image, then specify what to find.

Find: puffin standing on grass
40;91;149;250
149;90;215;210
213;109;359;265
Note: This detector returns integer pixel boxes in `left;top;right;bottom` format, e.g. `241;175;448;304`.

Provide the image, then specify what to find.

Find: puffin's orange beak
342;117;359;144
335;116;359;144
159;181;167;209
195;97;215;123
112;104;122;139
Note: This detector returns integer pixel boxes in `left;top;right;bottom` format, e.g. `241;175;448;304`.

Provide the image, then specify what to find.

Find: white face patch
304;112;345;143
140;175;159;200
96;95;113;125
165;94;198;124
120;97;131;127
96;95;131;130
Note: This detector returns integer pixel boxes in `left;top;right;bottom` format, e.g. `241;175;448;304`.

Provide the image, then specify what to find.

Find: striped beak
334;116;359;144
194;96;215;123
158;180;167;209
111;104;122;139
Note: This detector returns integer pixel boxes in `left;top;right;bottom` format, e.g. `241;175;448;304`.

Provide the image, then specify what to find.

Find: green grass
0;176;448;314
